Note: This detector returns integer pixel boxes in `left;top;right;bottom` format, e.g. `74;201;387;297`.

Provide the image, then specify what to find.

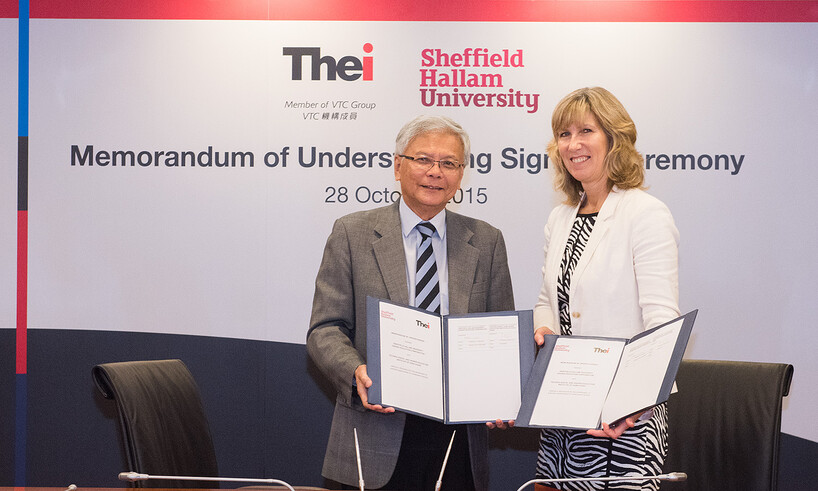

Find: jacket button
572;312;581;318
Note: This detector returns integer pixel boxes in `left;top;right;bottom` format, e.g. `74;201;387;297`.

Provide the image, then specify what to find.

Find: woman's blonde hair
547;87;644;205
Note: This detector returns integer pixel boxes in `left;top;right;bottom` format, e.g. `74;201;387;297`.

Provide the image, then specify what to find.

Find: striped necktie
415;222;441;314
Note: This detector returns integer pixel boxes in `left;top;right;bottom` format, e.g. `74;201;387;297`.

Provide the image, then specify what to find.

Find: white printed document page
528;337;626;429
445;314;522;422
600;317;684;424
377;301;444;420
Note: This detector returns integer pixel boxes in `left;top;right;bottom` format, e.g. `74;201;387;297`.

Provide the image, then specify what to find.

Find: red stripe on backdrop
17;210;27;375
0;0;17;18
27;0;818;22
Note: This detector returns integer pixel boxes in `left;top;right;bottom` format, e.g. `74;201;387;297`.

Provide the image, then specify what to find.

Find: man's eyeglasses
398;154;464;173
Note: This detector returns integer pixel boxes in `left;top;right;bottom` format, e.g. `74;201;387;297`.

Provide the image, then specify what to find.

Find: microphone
118;471;296;491
434;430;457;491
516;472;687;491
119;473;147;481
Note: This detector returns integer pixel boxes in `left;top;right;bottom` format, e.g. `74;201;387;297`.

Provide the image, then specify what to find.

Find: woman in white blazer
532;87;680;491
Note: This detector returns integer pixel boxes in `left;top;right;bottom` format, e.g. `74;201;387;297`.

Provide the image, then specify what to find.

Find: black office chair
660;359;794;491
93;359;219;488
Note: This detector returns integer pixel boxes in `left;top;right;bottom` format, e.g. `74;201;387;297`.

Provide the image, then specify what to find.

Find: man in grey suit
307;115;514;491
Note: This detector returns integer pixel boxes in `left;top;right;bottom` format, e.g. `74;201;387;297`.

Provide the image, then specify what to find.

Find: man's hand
534;326;556;346
355;364;395;414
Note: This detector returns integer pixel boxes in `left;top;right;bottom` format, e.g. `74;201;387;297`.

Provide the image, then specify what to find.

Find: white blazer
534;187;680;338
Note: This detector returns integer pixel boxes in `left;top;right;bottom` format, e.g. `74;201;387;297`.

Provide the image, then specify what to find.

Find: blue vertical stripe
18;0;29;137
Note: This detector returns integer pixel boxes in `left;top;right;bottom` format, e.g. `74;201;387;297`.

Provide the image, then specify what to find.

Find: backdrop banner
3;7;817;452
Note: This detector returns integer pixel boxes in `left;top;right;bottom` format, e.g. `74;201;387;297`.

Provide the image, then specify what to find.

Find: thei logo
283;43;373;81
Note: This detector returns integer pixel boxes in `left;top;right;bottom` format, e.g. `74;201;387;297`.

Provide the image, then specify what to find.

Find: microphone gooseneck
117;471;296;491
354;427;365;491
516;472;688;491
435;430;457;491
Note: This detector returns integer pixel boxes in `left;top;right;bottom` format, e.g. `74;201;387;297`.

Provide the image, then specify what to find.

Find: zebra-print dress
535;213;669;491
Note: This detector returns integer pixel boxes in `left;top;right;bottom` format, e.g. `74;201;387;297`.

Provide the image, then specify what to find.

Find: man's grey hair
395;115;471;164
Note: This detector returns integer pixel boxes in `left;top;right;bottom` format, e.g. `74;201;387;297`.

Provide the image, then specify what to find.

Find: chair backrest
93;359;219;488
661;359;794;491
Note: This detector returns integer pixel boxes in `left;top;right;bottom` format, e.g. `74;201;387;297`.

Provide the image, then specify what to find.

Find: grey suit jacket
307;201;514;490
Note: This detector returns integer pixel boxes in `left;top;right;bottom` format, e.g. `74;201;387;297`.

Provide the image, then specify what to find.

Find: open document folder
365;296;536;424
515;310;697;430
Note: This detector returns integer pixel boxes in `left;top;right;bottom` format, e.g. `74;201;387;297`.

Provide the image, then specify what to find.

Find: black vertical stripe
18;136;28;211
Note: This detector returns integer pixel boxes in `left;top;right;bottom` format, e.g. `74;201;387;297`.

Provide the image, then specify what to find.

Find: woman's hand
586;411;646;439
534;326;556;346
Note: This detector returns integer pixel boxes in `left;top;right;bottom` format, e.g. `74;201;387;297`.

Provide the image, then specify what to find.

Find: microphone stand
516;472;687;491
118;471;296;491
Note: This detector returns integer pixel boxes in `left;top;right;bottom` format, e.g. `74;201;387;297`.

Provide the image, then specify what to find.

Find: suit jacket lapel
571;188;623;287
373;204;410;305
446;213;479;315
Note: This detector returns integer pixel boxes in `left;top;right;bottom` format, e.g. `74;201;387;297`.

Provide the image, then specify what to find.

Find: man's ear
393;155;402;181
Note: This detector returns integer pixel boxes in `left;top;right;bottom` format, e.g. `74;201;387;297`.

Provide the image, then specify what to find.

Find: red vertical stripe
17;210;28;375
